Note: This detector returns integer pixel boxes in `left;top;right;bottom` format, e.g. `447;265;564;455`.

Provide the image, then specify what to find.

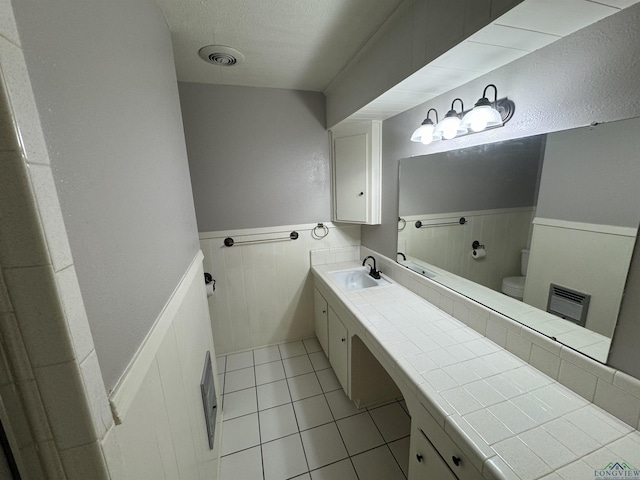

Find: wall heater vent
200;351;217;450
546;283;591;327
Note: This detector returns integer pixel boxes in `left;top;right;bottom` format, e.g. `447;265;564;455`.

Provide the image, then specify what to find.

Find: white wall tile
0;312;34;383
558;359;598;402
505;330;532;362
485;318;508;348
0;383;37;448
3;265;75;367
529;344;560;380
204;224;360;355
36;439;66;480
0;151;49;268
28;164;74;272
33;360;97;450
79;351;113;440
59;441;108;480
100;426;125;480
613;370;640;400
594;378;640;428
0;36;49;165
55;265;93;363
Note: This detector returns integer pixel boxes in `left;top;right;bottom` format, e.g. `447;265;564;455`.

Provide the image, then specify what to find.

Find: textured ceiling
156;0;639;120
155;0;405;91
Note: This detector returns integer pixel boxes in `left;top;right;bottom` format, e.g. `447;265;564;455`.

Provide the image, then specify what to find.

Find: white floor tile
225;366;256;393
351;445;405;480
262;434;308;480
369;402;411;442
316;368;341;393
388;436;410;477
291;475;311;480
223;388;257;420
303;338;323;354
226;351;254;372
221;413;260;456
325;389;363;420
309;351;330;371
220;446;263;480
283;355;314;378
255;361;286;386
293;394;334;431
279;341;307;359
257;380;291;411
259;403;299;443
300;423;348;470
336;412;385;456
254;345;281;365
288;372;323;401
310;459;357;480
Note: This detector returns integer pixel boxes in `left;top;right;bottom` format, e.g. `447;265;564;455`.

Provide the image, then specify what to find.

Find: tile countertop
312;261;640;480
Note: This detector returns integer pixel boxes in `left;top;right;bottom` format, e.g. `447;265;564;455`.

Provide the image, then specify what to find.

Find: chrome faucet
362;256;381;279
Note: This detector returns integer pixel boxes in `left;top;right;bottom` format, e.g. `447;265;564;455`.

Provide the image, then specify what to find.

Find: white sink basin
329;268;390;292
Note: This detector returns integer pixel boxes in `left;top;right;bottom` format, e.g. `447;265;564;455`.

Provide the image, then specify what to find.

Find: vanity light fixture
410;108;440;144
462;84;503;132
409;84;515;143
434;98;467;140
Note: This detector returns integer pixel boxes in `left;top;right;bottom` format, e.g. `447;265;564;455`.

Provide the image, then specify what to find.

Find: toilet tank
521;249;530;275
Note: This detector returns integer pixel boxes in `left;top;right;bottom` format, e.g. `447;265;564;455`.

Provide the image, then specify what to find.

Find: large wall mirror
397;116;640;363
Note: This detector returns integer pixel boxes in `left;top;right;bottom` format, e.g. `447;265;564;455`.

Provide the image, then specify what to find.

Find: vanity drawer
412;404;483;480
409;421;457;480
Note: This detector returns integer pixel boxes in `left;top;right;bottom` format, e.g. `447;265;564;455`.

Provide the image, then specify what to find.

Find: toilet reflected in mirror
501;249;529;300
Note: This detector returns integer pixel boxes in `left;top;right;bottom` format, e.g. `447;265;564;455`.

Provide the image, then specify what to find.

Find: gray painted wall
362;4;640;376
536;118;640;229
12;0;201;390
400;136;544;216
178;83;330;232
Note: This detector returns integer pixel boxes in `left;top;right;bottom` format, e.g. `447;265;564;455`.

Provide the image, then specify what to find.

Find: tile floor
216;338;411;480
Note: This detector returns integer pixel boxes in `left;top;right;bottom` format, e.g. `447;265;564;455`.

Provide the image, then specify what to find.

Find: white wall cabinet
330;120;382;224
313;287;329;357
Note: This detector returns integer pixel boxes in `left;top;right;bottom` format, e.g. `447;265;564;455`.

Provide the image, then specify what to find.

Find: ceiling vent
198;45;244;66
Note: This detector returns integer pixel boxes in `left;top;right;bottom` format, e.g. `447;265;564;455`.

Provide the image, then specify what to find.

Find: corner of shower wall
0;4;121;478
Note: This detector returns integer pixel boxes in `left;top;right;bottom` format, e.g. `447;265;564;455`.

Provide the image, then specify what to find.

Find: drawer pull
452;456;461;467
341;338;346;342
416;454;423;463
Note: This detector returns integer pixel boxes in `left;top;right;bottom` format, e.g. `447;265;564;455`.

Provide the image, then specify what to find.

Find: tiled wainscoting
359;246;640;431
217;338;411;480
110;252;220;480
200;225;361;355
398;209;534;292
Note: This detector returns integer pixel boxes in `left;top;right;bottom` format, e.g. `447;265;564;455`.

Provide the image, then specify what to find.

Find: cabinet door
408;423;458;480
328;307;349;392
334;133;368;222
313;288;329;357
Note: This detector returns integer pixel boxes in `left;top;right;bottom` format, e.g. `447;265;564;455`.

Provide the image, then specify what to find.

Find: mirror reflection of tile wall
398;117;640;362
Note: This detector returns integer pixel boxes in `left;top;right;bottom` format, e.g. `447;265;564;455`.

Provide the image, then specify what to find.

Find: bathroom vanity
312;256;640;480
